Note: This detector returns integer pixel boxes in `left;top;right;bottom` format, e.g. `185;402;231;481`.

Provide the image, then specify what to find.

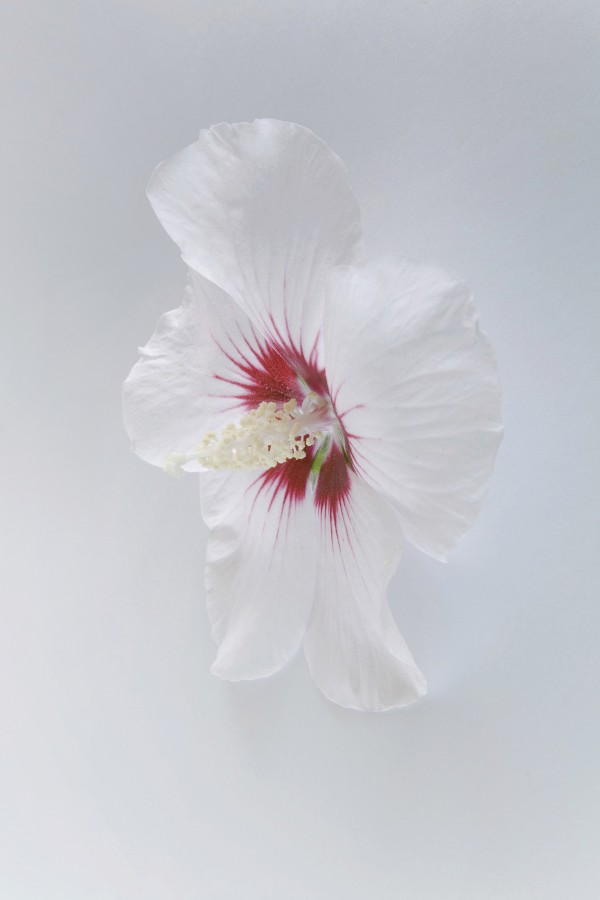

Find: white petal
303;474;426;711
200;464;319;680
323;259;503;561
123;272;265;469
147;119;362;354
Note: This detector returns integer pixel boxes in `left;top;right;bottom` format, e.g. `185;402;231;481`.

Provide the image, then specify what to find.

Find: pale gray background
2;1;599;897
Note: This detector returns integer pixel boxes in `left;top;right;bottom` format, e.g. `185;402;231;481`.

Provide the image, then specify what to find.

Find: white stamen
164;397;327;475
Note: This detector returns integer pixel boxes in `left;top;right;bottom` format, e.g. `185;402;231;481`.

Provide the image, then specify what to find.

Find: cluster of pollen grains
164;399;324;475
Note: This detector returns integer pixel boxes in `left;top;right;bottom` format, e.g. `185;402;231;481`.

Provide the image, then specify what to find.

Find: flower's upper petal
200;463;319;680
147;119;362;354
323;260;503;561
303;474;426;711
123;272;265;470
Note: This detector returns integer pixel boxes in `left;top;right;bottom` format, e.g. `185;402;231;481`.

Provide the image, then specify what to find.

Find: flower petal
123;272;267;469
147;119;362;354
323;259;503;561
303;474;426;711
200;461;319;680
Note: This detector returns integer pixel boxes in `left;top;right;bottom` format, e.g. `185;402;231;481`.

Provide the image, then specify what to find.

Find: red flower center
216;327;352;526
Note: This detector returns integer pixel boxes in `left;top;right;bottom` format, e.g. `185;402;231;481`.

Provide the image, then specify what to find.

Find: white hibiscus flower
123;119;503;712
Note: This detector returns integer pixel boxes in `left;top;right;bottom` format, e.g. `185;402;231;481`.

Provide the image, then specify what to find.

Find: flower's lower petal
147;119;362;355
323;259;503;561
123;272;269;470
200;467;319;680
303;474;426;712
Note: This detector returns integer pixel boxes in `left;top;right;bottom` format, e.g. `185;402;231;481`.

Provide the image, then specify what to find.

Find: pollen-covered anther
164;399;327;475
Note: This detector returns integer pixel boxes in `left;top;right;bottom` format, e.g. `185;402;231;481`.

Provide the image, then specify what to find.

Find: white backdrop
2;1;599;897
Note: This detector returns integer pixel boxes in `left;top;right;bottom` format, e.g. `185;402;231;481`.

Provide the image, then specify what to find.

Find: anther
164;398;329;475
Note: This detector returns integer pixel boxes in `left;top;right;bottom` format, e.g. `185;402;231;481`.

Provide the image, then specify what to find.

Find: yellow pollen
164;399;324;475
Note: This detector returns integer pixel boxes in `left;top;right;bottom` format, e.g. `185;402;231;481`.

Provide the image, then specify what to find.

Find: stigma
165;396;329;475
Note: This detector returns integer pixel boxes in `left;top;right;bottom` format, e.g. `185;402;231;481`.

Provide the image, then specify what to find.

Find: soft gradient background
2;1;599;897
